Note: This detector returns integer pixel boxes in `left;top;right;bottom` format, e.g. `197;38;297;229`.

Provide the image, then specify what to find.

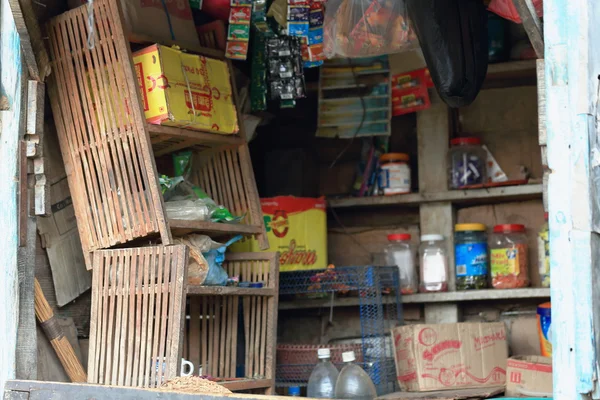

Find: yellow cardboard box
133;44;239;134
231;197;328;272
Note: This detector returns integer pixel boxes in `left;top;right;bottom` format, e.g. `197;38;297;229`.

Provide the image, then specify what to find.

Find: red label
422;340;462;362
279;239;317;266
134;62;148;111
418;328;437;346
183;90;212;112
398;372;417;382
260;197;326;215
139;0;192;19
473;330;506;351
510;371;522;383
271;211;289;238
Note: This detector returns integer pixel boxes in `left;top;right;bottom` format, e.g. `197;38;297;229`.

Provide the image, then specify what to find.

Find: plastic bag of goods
488;0;543;23
324;0;418;58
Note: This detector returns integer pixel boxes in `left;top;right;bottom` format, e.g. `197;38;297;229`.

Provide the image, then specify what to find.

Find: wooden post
0;0;25;391
417;93;460;323
545;0;599;398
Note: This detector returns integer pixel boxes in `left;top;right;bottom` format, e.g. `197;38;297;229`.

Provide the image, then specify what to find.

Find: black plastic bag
406;0;489;108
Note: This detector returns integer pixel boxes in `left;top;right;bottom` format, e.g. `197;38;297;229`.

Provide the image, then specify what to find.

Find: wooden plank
187;287;275;296
376;386;504;400
0;0;25;390
147;124;244;147
169;220;263;236
188;300;201;372
513;0;544;59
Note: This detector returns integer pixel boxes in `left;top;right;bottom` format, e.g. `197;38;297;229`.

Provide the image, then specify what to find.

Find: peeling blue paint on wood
0;0;22;392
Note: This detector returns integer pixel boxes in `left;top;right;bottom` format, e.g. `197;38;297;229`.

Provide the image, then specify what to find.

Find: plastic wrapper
407;0;489;108
323;0;418;58
488;0;543;23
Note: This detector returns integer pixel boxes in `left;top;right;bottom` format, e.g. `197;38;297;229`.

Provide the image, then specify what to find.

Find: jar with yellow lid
454;223;489;290
378;153;411;196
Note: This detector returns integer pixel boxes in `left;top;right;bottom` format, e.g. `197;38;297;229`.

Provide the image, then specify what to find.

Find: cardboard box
506;356;553;397
68;0;200;48
133;44;239;134
230;197;327;272
392;323;508;392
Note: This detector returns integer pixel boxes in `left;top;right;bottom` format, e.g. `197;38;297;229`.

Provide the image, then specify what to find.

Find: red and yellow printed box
231;197;328;272
133;44;239;134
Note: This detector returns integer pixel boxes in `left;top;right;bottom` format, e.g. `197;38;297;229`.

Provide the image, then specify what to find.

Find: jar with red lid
383;233;417;295
448;137;487;189
379;153;411;195
490;224;529;289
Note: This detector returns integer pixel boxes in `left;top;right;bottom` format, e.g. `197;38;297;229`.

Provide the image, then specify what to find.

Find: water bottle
334;351;377;400
307;348;339;398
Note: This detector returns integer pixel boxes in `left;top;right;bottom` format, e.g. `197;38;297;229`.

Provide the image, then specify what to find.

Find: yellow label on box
491;248;520;276
133;44;239;134
231;197;328;272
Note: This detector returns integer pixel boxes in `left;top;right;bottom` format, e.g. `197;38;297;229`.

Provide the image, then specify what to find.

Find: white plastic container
307;348;339;399
419;235;449;292
334;351;377;400
383;234;418;295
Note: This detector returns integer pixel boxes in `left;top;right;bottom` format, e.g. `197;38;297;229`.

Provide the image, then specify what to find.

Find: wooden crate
88;245;188;388
184;253;279;394
47;0;268;254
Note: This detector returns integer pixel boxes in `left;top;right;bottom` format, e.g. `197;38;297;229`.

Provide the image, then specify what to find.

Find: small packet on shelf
226;0;252;60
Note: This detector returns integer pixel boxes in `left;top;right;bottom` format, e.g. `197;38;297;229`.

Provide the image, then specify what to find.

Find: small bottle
419;235;449;292
383;234;418;295
307;348;339;399
289;386;301;397
334;351;377;400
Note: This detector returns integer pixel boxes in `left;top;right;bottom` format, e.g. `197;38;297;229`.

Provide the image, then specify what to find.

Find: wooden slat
88;245;188;388
46;0;171;262
188;300;201;371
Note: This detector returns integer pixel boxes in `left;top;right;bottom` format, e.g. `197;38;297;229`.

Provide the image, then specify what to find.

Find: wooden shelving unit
279;288;550;310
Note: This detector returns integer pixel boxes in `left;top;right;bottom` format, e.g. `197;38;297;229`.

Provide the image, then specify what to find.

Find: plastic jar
448;137;487;189
454;224;489;290
538;213;550;288
379;153;411;195
490;224;529;289
384;234;418;295
419;235;448;293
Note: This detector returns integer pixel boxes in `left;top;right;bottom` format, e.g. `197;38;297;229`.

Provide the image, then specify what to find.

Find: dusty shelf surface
278;288;550;310
328;184;543;209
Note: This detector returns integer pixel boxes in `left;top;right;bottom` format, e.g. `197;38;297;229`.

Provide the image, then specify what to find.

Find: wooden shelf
187;286;275;296
327;184;543;209
278;288;550;310
219;378;274;392
169;219;263;237
148;124;245;156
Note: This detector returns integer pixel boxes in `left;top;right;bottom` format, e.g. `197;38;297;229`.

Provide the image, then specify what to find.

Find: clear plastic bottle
307;349;339;399
419;235;449;292
334;351;377;400
383;234;418;295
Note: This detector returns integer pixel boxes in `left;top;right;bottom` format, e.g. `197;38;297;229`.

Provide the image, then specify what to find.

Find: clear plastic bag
324;0;418;58
488;0;543;23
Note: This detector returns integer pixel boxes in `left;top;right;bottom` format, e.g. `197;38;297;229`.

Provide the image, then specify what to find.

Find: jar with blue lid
455;223;489;290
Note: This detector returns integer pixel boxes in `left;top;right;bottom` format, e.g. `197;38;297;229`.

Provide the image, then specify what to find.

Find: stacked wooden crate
46;0;272;392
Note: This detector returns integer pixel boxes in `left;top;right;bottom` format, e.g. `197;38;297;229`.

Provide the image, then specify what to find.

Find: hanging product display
391;69;431;116
419;235;449;293
490;224;529;289
323;0;418;58
226;0;252;60
266;36;307;105
454;223;489;290
407;0;489;108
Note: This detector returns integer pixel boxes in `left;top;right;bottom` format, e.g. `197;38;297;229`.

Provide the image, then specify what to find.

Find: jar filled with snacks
538;213;550;288
379;153;411;195
448;137;487;189
455;224;489;290
490;224;529;289
419;235;448;293
384;234;418;295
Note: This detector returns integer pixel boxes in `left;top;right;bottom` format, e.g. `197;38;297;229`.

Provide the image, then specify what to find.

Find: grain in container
490;224;529;289
378;153;411;195
448;137;487;189
384;234;417;295
454;223;488;290
419;235;448;292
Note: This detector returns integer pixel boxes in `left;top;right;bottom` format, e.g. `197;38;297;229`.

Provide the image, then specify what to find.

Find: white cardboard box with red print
505;356;552;397
392;322;508;392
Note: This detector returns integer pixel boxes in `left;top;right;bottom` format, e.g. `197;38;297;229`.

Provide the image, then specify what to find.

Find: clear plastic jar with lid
538;213;550;288
419;235;448;293
379;153;411;195
455;223;488;290
384;234;417;295
490;224;529;289
448;137;487;189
